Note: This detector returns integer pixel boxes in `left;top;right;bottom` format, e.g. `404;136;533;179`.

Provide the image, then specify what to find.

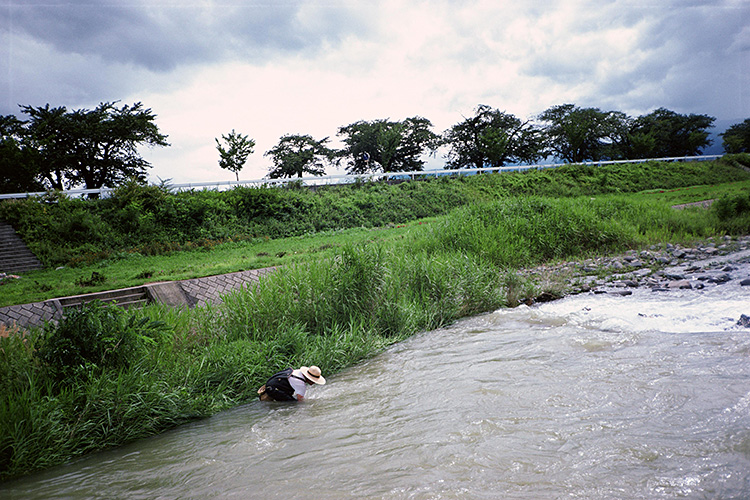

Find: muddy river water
3;271;750;499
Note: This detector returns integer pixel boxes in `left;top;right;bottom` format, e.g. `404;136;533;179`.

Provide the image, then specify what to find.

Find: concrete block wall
0;266;277;330
178;267;276;308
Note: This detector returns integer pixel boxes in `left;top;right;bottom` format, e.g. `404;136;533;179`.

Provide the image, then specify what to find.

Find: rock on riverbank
522;235;750;318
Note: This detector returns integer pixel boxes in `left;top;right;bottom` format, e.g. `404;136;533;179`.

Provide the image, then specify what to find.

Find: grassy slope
2;178;749;308
2;159;750;480
0;221;440;307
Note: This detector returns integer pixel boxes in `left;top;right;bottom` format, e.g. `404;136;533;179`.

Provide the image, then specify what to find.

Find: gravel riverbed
523;235;750;320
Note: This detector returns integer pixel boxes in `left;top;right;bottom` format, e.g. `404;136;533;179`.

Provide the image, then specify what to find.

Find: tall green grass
713;191;750;234
219;245;505;344
0;193;743;480
410;196;717;268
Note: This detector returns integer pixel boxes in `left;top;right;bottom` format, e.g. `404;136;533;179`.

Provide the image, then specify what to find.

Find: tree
336;117;441;174
215;129;255;181
0;115;43;193
17;105;72;190
265;134;334;179
17;102;169;192
624;108;715;158
538;104;629;163
443;105;543;169
720;118;750;154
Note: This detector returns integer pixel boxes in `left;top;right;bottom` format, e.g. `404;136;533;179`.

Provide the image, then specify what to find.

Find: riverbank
522;234;750;313
2;192;750;481
5;272;750;498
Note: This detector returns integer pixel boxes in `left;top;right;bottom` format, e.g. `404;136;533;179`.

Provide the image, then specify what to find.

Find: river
2;276;750;499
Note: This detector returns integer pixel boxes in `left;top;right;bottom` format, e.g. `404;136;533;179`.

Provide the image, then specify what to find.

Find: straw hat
300;365;326;385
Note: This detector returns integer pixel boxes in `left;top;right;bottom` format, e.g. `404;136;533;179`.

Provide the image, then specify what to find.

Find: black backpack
263;368;296;401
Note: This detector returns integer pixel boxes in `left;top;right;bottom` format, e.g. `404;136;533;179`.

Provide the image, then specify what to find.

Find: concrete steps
0;221;42;273
57;286;152;311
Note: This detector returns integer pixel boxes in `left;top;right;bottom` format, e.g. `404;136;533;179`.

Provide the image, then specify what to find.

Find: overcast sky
2;0;748;183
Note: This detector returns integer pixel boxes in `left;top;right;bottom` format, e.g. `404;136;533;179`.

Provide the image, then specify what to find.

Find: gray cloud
1;0;374;114
4;1;369;71
517;1;749;119
2;0;748;134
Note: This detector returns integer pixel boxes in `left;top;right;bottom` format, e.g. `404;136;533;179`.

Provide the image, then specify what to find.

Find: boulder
534;291;560;303
707;274;732;284
667;280;692;289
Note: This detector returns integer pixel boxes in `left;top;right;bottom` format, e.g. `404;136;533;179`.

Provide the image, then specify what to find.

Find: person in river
257;365;326;401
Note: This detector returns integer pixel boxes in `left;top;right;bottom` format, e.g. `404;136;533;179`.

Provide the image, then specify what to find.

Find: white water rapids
3;274;750;499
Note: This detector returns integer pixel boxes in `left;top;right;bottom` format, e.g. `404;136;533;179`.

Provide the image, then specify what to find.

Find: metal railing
0;155;724;200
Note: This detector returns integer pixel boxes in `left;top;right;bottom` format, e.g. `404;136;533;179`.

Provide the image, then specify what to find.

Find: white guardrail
0;155;724;200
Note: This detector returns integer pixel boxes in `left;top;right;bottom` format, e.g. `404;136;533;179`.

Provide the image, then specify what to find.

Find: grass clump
414;197;630;268
713;191;750;234
34;302;166;382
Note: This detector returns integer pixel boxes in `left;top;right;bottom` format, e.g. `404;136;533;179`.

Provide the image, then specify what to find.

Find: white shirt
289;369;308;399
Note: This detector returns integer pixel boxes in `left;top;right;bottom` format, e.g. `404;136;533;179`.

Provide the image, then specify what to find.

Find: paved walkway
0;266;278;330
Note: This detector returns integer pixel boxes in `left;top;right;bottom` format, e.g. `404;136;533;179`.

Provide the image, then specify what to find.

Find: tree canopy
443;105;543;169
0;115;42;193
216;129;255;181
537;104;628;163
0;99;729;195
336;117;440;174
624;108;714;158
265;134;334;179
721;118;750;154
0;102;169;193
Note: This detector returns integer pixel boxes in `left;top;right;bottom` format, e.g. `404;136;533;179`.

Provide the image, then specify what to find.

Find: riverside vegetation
2;155;750;480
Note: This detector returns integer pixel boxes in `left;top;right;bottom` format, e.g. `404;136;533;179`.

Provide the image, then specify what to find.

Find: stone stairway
0;221;43;273
57;286;152;311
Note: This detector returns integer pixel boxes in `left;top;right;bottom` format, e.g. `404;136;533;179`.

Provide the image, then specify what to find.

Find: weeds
75;271;107;287
713;191;750;234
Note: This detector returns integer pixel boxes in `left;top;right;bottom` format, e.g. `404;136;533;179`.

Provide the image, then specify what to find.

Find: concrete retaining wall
0;267;277;330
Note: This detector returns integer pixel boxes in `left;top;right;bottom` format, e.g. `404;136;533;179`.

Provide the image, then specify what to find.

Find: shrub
713;192;750;219
75;271;107;287
713;191;750;234
34;302;166;383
